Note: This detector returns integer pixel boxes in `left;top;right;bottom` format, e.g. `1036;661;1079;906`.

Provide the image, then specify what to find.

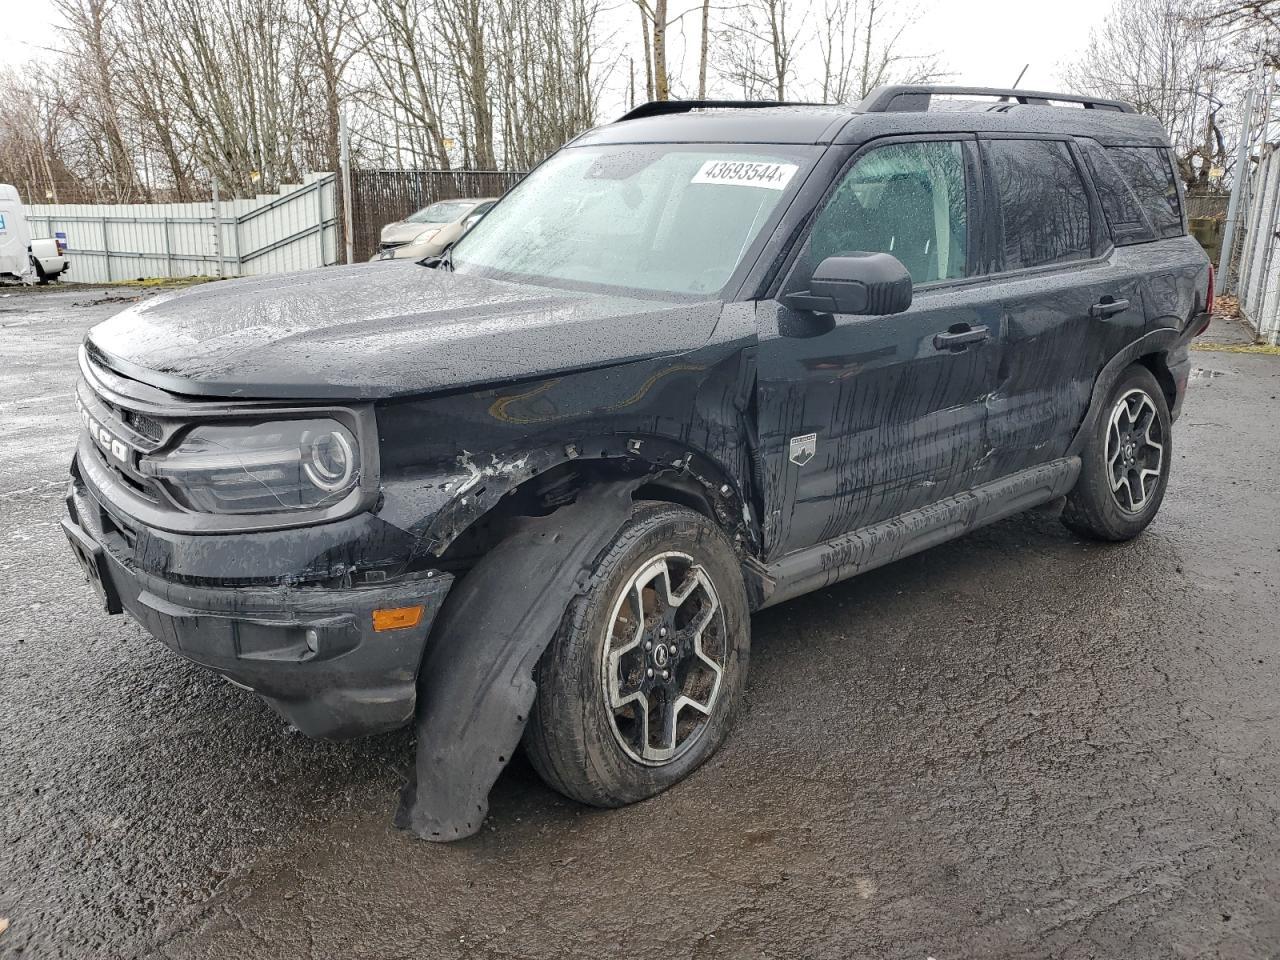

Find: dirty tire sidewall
1062;363;1172;542
524;501;750;808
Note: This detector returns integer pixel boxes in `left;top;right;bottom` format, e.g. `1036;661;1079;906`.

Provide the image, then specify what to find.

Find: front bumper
64;469;454;739
372;238;444;261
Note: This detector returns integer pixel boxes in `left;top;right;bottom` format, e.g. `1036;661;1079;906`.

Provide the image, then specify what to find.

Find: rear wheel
29;257;50;285
1062;364;1171;541
524;501;750;807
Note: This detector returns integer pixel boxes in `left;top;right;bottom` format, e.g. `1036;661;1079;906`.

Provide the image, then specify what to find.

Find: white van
0;184;69;283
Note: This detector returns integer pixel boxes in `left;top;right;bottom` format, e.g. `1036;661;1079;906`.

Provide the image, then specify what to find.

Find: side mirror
784;252;913;316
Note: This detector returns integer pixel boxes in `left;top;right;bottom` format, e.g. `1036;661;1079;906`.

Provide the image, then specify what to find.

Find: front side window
800;140;970;285
451;144;817;298
987;139;1093;270
1108;146;1184;238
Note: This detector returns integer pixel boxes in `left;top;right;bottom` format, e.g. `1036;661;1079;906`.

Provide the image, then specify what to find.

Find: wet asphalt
0;284;1277;960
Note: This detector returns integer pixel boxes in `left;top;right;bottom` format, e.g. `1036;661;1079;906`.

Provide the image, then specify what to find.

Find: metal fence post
1219;69;1260;293
102;215;112;283
210;177;224;278
340;112;355;265
233;212;244;275
163;217;173;278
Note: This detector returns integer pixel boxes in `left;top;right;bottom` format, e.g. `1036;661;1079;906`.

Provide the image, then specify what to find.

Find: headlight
140;418;360;514
413;228;440;243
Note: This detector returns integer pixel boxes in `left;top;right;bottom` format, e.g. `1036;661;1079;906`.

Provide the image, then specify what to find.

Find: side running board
759;456;1081;609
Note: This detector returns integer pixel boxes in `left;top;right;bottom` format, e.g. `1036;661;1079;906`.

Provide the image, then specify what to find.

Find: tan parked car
373;198;497;261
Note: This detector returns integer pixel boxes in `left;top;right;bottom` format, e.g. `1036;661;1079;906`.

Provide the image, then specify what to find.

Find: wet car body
63;87;1211;822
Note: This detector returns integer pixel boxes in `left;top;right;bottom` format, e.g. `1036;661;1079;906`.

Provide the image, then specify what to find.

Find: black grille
123;408;164;442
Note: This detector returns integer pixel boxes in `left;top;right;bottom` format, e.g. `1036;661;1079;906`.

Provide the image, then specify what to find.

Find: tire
29;257;50;285
524;501;750;808
1062;363;1172;541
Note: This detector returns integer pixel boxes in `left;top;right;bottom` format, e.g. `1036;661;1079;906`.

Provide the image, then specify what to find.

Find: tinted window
987;139;1093;270
1108;146;1183;238
1078;139;1155;245
803;140;969;285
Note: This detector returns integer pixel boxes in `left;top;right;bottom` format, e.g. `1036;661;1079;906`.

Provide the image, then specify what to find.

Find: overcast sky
896;0;1115;88
4;0;1118;110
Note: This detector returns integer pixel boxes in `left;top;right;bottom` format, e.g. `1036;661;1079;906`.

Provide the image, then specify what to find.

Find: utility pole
339;111;355;266
1219;68;1261;292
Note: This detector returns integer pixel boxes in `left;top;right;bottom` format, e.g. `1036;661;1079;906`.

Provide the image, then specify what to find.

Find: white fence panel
25;173;337;284
1238;146;1280;345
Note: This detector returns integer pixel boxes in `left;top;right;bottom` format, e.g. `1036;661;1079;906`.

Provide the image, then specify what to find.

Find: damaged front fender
396;481;642;841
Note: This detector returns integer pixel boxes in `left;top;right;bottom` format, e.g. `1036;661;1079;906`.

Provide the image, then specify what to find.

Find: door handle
1089;297;1130;319
933;324;990;351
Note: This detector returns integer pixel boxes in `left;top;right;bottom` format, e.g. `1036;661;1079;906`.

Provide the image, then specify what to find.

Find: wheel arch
1067;329;1181;458
1135;351;1179;413
425;434;762;576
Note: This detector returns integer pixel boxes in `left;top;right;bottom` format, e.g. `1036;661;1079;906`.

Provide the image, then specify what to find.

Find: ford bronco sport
62;85;1212;840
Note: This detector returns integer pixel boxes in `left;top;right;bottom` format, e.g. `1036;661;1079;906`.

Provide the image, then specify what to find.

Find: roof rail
858;85;1136;114
616;99;826;122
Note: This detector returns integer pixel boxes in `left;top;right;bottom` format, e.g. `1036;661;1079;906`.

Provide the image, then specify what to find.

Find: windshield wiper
419;244;455;272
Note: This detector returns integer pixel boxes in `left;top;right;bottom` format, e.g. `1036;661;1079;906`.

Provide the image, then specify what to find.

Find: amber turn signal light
372;605;424;631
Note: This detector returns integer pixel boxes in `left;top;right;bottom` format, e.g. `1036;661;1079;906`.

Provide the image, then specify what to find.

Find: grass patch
101;276;219;289
1192;341;1280;355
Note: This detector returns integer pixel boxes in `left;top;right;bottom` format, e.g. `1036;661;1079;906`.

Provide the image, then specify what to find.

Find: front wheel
524;501;750;808
1062;364;1172;541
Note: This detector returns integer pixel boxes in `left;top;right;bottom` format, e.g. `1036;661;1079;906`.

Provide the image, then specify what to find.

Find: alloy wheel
600;552;727;766
1106;388;1164;513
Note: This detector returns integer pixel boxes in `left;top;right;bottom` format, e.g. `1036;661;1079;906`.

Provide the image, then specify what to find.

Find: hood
381;221;440;245
85;262;724;401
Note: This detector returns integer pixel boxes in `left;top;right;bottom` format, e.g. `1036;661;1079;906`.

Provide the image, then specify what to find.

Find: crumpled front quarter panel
374;325;757;556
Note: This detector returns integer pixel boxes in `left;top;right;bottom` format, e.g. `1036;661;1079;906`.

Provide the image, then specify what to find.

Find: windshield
406;200;476;224
450;144;816;298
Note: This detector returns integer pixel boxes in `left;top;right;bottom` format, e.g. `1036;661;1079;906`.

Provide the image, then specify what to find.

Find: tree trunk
698;0;710;98
640;3;654;100
653;0;669;100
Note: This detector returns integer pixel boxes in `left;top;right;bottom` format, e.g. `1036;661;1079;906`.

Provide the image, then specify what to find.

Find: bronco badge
789;433;817;467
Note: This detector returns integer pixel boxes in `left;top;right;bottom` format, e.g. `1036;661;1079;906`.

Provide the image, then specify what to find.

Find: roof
575;85;1171;149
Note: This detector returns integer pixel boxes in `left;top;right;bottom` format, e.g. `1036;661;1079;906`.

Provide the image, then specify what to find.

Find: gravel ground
1;285;1277;959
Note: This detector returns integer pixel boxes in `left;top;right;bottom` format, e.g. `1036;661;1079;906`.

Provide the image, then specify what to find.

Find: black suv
63;86;1212;840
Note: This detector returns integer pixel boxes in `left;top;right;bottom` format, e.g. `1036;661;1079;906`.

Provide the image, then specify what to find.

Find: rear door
979;136;1147;478
754;136;1003;558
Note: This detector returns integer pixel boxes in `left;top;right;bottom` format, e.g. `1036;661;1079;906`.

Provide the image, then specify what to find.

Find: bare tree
359;0;455;168
697;0;711;98
847;0;941;101
715;0;805;99
1062;0;1243;189
634;0;671;100
56;0;143;199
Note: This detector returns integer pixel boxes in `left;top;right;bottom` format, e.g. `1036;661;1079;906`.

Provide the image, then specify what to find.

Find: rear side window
1077;139;1155;245
1107;146;1184;238
986;139;1093;271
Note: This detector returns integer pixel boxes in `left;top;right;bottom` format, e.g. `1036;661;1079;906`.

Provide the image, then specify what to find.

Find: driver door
755;136;1003;559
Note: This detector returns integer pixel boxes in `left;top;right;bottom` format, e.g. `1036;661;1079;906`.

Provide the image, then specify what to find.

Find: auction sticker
692;159;798;190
